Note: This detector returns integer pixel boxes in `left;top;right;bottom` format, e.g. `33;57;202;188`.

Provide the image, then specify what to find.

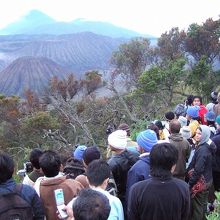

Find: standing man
168;119;191;180
127;142;190;220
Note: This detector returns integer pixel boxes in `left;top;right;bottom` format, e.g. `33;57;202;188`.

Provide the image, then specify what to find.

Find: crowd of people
0;91;220;220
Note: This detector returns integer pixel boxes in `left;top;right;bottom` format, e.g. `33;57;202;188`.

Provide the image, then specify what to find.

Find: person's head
154;120;164;130
136;129;158;153
118;123;130;136
147;123;160;140
211;91;218;104
39;150;61;177
73;145;87;161
150;142;178;179
194;125;210;145
216;115;220;129
174;104;186;118
63;157;85;179
108;130;127;152
205;111;216;126
186;105;200;120
165;111;175;122
180;126;192;140
186;95;194;106
193;96;202;106
29;148;43;169
169;119;181;134
178;116;187;127
83;146;101;167
0;151;14;183
72;188;111;220
86;159;110;188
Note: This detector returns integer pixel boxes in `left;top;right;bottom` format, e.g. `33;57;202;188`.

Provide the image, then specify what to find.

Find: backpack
0;184;33;220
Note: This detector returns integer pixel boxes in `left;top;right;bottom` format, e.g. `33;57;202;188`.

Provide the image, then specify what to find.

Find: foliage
136;58;186;105
207;192;220;220
111;37;150;88
84;70;102;94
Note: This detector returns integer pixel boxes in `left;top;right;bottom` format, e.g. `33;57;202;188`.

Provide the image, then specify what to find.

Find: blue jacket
0;178;45;220
126;154;151;201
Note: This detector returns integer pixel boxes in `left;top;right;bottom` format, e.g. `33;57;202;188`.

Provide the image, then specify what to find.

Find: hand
57;205;74;220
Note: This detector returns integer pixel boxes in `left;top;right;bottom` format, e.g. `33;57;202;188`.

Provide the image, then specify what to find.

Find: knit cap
180;126;191;140
136;129;158;152
178;116;187;127
186;106;200;118
205;111;216;122
216;115;220;125
108;130;127;150
73;145;87;161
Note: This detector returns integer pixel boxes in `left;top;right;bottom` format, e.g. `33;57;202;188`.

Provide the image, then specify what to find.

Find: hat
205;111;216;122
108;130;127;150
178;116;187;127
118;123;130;132
83;146;101;166
165;111;175;121
73;145;87;161
186;106;200;118
136;129;158;152
180;126;191;139
216;115;220;125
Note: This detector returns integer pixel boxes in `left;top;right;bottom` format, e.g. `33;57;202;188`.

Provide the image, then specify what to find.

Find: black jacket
211;129;220;172
128;176;190;220
187;141;216;188
108;150;138;203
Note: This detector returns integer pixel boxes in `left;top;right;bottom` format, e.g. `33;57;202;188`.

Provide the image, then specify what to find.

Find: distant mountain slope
0;32;126;73
0;56;69;96
0;10;150;38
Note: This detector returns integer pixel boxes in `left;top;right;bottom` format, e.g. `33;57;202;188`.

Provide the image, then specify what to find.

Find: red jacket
199;105;208;125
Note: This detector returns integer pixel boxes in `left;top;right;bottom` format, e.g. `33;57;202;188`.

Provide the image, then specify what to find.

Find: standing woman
187;125;216;220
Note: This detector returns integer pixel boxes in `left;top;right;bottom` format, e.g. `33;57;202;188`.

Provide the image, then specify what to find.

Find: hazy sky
0;0;219;37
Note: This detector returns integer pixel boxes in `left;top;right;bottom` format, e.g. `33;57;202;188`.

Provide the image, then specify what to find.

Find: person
186;105;200;137
187;125;216;220
168;119;191;180
23;148;44;187
34;150;83;220
154;120;166;140
204;111;216;137
193;95;208;125
107;130;138;208
211;115;220;191
213;92;220;117
0;151;45;219
147;122;160;140
126;129;158;197
73;189;111;220
178;116;188;127
118;123;140;155
206;91;218;112
73;145;87;161
164;111;175;139
127;142;190;220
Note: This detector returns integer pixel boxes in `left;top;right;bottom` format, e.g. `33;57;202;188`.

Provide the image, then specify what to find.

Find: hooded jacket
36;176;83;220
169;133;191;179
126;154;151;200
211;129;220;172
198;105;208;125
188;125;216;189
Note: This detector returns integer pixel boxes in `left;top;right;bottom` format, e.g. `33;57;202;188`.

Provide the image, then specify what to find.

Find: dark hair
150;143;178;179
193;95;203;104
39;150;61;177
165;111;175;121
0;151;14;183
63;157;85;179
207;120;216;128
186;95;194;106
169;119;181;134
83;146;101;166
86;159;110;187
154;120;164;130
73;188;111;220
148;123;160;140
29;148;43;169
